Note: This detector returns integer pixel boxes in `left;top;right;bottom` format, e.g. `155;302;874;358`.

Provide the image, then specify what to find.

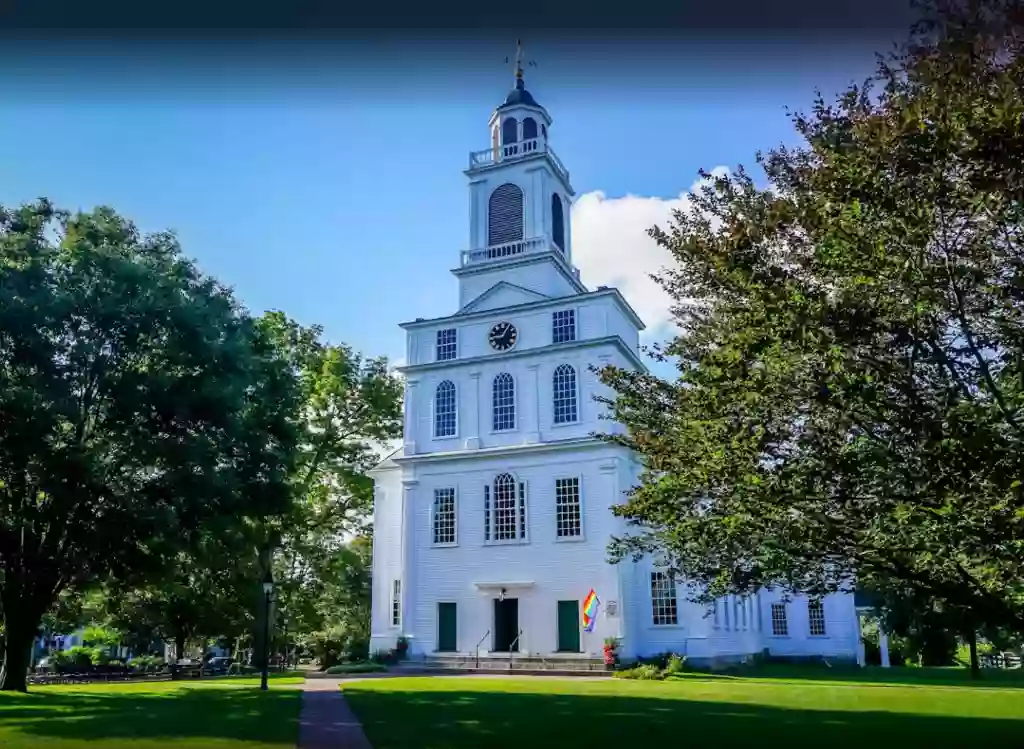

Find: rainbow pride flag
581;589;601;632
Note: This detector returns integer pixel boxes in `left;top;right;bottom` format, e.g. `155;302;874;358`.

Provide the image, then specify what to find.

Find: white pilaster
403;379;419;455
400;478;419;649
525;363;541;443
879;630;891;667
465;371;482;450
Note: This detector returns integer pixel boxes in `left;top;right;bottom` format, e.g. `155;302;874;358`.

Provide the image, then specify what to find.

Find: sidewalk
297;678;372;749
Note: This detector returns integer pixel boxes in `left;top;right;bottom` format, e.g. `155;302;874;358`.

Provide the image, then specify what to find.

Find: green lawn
342;669;1024;749
0;674;303;749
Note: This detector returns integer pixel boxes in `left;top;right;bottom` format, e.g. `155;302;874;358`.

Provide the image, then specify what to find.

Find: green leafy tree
256;312;401;664
598;0;1024;664
0;200;300;691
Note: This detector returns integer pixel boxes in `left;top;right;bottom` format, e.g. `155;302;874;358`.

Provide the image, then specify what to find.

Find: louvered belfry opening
551;193;564;251
488;183;524;246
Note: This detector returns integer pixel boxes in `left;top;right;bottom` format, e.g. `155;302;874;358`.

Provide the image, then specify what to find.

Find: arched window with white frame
434;380;457;438
552;364;578;424
492;373;515;431
483;472;527;542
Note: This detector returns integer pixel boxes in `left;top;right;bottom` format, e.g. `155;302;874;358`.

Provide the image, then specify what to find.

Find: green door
557;600;580;653
437;602;457;652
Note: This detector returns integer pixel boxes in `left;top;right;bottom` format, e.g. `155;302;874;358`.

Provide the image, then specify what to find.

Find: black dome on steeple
497;79;540;110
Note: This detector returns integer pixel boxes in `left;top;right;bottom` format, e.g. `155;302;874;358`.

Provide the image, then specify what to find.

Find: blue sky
0;37;900;368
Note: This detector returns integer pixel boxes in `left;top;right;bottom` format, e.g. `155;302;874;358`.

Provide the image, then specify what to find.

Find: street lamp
260;569;274;692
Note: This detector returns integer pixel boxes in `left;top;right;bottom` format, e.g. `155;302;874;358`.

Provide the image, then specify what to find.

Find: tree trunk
174;633;186;662
0;605;41;692
968;628;980;679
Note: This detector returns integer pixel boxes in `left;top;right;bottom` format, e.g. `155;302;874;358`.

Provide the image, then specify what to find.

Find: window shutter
483;484;490;542
518;481;528;541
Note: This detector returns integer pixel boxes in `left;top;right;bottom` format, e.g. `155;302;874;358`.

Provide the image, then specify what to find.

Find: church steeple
459;40;575;300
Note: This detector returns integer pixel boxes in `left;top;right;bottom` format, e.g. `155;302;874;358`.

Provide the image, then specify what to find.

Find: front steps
392;653;610;678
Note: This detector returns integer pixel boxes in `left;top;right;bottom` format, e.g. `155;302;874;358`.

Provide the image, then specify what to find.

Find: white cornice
400;286;646;333
396;335;647;375
450;250;587;294
393;435;627;465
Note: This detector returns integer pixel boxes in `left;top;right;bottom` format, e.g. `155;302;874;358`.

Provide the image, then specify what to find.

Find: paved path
298;678;372;749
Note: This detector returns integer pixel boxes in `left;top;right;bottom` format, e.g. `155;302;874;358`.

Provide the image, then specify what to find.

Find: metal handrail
475;630;490;669
508;629;524;670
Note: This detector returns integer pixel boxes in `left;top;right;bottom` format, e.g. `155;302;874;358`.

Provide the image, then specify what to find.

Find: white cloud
571;167;729;336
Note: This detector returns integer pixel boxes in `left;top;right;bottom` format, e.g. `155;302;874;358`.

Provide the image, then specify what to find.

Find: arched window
488;184;524;246
492;373;515;431
434;380;457;437
484;472;527;542
522;117;538;140
501;117;518;145
552;364;578;424
551;193;565;251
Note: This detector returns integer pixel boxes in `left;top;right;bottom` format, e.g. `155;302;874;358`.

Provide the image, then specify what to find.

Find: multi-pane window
555;477;581;538
492;373;516;431
432;488;457;545
434;380;457;437
651;572;678;625
552;364;578;424
808;600;826;636
552;309;576;343
436;328;457;361
485;472;527;542
771;602;788;636
391;579;401;627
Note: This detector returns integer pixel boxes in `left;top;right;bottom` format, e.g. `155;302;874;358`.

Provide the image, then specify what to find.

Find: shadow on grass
0;684;300;745
343;685;1024;749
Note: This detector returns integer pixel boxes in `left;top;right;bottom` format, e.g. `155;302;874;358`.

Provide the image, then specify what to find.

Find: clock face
488;321;518;351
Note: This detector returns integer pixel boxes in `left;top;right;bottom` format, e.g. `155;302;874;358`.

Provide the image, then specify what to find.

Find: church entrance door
492;597;519;652
556;600;580;652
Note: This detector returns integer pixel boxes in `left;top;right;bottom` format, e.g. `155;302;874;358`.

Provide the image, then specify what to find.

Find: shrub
614;664;665;680
664;653;687;675
324;662;387;675
65;646;94;668
130;655;166;671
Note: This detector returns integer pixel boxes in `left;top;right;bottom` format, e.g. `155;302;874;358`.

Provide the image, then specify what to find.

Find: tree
256;312;401;664
598;0;1024;652
0;200;300;691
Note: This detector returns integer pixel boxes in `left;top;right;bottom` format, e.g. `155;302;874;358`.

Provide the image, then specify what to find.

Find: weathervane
504;39;537;85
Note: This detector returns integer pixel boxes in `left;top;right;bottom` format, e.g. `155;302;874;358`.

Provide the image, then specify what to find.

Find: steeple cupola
460;40;577;302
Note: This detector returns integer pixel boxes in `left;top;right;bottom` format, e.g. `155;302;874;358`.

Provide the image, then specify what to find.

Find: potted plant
395;636;409;660
602;637;619;669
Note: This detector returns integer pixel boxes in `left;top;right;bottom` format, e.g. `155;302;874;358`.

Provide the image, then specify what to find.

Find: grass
342;667;1024;749
0;673;304;749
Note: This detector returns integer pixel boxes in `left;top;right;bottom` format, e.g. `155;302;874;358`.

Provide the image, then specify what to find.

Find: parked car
205;657;234;675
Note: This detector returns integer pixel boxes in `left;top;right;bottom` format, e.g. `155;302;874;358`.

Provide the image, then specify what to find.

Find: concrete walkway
298;678;372;749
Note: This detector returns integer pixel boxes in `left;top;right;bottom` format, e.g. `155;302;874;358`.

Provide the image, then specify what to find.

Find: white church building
369;60;861;666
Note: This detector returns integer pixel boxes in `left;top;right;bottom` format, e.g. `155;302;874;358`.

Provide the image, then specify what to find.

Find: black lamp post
260;569;274;692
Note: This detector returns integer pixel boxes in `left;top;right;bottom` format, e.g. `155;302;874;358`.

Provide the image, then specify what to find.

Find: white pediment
458;281;550;314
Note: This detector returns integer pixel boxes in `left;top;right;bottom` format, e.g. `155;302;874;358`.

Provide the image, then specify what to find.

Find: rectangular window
771;602;788;636
555;477;581;538
552;309;576;343
432;488;457;545
651;572;678;626
436;328;457;361
808;600;826;636
391;579;401;627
